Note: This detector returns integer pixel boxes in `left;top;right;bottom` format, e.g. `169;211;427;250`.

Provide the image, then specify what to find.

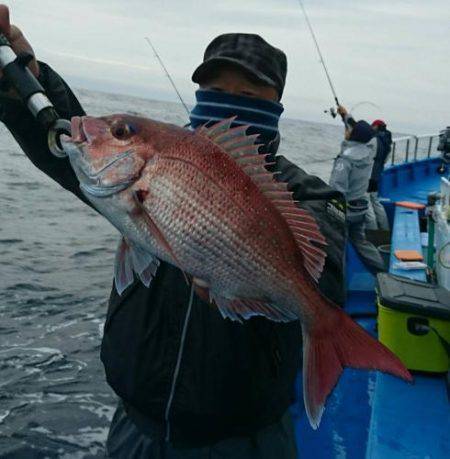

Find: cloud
7;0;450;133
40;49;157;72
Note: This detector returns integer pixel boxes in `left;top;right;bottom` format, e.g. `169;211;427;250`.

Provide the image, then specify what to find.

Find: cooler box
376;273;450;372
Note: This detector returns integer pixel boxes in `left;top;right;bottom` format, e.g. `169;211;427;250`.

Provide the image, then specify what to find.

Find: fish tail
301;293;412;429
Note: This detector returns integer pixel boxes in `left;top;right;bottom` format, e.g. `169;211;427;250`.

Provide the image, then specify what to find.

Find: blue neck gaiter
189;89;284;147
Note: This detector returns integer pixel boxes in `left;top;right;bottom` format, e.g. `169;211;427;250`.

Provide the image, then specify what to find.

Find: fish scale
147;172;284;297
160;160;290;263
61;114;412;430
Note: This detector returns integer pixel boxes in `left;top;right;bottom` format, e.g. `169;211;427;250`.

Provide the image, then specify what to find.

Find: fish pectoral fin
211;295;297;323
114;237;135;295
131;191;187;284
114;237;160;294
129;242;160;288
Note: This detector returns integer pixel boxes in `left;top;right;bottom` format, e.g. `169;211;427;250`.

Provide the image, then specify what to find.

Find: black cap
349;120;375;144
192;33;287;98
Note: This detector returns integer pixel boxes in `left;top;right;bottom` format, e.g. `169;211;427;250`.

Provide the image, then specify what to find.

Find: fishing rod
297;0;340;118
144;37;190;115
0;33;70;157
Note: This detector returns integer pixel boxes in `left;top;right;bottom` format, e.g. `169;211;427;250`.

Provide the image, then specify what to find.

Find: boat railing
390;133;440;165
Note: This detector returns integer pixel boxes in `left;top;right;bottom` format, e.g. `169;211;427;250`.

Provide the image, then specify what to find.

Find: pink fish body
61;115;412;428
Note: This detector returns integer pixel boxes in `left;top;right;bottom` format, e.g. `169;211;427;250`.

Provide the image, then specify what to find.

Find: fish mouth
60;116;100;153
71;116;87;143
70;115;104;144
79;180;133;197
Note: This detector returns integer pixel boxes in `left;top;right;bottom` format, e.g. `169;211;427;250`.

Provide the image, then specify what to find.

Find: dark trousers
348;217;386;274
106;401;298;459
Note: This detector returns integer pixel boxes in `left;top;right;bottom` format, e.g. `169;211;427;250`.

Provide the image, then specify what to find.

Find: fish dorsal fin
198;119;327;282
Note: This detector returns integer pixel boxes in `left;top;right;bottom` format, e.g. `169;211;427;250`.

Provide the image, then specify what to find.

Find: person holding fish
0;5;411;458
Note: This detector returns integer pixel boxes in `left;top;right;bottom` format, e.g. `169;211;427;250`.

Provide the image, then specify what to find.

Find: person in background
365;119;392;230
0;4;347;457
329;106;386;274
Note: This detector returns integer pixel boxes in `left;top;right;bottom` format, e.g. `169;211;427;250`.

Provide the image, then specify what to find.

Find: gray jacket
329;139;375;219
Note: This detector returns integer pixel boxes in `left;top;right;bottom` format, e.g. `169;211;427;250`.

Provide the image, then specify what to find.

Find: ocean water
0;88;343;457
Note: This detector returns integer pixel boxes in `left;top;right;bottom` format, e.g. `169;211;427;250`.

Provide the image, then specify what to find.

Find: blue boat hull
292;157;450;458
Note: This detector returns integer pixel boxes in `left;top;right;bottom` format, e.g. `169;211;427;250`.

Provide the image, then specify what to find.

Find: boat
291;132;450;458
1;29;448;455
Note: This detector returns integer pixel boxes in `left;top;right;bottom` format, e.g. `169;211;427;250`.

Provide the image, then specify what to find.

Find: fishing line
297;0;340;107
350;101;381;113
144;37;190;115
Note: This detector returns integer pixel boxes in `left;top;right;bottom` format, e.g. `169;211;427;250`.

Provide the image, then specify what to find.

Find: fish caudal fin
302;298;412;429
114;237;160;294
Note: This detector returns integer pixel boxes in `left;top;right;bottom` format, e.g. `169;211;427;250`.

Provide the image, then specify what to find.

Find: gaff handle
0;33;69;157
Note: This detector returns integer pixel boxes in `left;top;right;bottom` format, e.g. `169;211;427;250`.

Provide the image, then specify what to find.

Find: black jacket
368;129;392;191
0;62;346;447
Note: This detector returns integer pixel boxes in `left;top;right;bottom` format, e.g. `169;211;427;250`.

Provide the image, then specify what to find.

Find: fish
60;114;412;428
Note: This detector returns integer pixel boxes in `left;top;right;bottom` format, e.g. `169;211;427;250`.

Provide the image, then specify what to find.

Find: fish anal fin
211;295;297;323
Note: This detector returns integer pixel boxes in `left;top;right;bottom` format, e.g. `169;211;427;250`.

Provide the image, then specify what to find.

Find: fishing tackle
144;37;190;115
350;101;381;113
0;33;70;157
297;0;341;118
324;107;337;118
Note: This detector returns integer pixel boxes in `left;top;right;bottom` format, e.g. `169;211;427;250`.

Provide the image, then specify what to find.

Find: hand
337;105;347;116
0;4;39;80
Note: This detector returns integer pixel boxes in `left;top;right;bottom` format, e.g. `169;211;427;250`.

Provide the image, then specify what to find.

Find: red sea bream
61;115;412;428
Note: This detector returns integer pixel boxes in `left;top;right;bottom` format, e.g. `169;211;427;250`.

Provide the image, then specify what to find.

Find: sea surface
0;88;343;457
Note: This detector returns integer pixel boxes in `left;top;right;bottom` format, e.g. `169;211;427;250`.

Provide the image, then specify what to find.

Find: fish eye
111;122;136;140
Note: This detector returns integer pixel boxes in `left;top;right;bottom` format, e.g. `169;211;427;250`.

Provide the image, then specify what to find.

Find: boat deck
293;157;450;458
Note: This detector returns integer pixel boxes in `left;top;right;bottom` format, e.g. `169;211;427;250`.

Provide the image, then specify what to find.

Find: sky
6;0;450;133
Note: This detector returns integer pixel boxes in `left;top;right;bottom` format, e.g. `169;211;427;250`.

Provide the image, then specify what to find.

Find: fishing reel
324;107;337;118
0;33;70;157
